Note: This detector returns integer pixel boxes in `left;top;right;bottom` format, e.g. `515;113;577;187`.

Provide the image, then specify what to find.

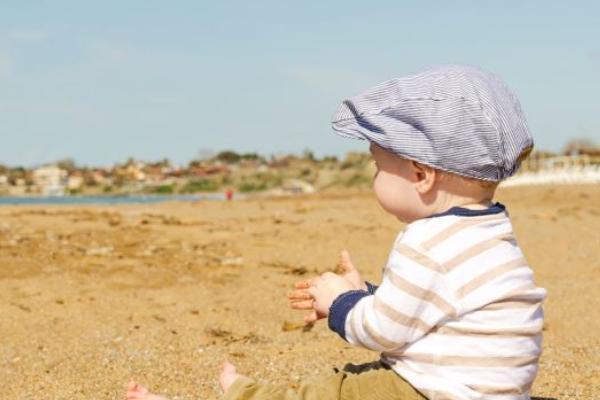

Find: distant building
33;165;67;196
126;162;146;181
90;169;109;185
67;173;84;191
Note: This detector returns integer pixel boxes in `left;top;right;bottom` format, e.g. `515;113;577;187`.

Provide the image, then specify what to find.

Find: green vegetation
181;179;219;193
150;184;175;194
237;172;283;192
215;151;241;163
237;181;268;192
214;150;266;164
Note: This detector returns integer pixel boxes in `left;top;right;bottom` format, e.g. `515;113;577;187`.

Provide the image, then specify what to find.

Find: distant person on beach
126;65;546;400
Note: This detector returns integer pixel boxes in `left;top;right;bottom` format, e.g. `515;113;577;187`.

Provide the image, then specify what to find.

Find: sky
1;1;599;167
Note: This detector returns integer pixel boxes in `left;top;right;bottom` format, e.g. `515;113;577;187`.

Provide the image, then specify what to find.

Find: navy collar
428;202;506;218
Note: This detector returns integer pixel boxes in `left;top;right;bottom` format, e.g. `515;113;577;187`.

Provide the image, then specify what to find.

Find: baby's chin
377;202;419;223
396;214;422;224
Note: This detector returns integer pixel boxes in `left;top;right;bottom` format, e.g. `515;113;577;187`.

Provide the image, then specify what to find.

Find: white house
33;165;67;196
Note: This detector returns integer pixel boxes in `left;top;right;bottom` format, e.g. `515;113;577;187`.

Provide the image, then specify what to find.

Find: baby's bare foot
219;361;244;394
126;381;169;400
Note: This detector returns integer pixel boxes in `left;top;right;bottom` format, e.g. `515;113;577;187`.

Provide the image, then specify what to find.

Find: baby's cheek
373;176;398;212
373;173;415;221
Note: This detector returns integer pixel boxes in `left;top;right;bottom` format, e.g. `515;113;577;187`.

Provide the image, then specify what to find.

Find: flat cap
331;65;533;181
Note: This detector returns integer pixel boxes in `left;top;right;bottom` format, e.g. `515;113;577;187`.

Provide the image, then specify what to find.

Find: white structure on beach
33;165;67;196
282;179;315;194
502;155;600;187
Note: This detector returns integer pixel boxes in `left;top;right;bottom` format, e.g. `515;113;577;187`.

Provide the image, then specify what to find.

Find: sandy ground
0;185;598;400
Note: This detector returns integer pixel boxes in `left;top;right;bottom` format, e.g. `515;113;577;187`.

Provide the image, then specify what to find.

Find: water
0;193;227;206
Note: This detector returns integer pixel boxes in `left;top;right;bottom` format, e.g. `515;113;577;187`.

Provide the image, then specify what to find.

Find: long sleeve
333;243;457;352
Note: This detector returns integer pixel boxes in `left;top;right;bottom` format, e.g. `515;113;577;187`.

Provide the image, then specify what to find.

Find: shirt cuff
328;290;371;340
365;281;379;294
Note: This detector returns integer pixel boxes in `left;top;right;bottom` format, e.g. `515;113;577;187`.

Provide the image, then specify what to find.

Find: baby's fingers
287;289;312;301
290;299;314;310
293;279;312;289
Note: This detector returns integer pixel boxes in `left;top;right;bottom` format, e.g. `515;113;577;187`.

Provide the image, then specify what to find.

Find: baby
127;65;546;400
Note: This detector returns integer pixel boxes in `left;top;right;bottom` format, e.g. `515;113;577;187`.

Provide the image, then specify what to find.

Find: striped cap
331;65;533;181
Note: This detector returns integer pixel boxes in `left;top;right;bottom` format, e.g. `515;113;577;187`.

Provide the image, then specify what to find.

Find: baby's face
369;143;425;223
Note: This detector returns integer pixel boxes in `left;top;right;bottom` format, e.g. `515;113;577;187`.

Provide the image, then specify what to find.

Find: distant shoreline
0;193;227;206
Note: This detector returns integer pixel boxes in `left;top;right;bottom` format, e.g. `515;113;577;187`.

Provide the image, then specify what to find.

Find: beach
1;185;598;399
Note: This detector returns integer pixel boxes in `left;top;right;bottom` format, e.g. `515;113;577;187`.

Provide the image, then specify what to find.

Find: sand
0;185;598;399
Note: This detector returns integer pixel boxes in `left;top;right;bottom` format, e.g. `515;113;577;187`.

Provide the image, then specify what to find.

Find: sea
0;193;227;206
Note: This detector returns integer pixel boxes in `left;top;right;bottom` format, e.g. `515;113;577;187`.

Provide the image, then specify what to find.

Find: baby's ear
412;161;436;194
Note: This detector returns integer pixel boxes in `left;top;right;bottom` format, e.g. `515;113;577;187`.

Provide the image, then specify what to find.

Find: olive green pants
222;361;427;400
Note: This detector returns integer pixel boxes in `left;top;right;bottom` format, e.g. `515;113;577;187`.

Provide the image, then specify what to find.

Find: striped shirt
328;203;546;400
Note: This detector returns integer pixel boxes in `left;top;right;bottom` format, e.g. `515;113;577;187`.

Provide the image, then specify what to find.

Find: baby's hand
287;250;365;324
308;272;355;317
288;279;325;324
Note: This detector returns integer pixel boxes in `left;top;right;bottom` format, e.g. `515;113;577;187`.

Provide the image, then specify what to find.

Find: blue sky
1;1;599;167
